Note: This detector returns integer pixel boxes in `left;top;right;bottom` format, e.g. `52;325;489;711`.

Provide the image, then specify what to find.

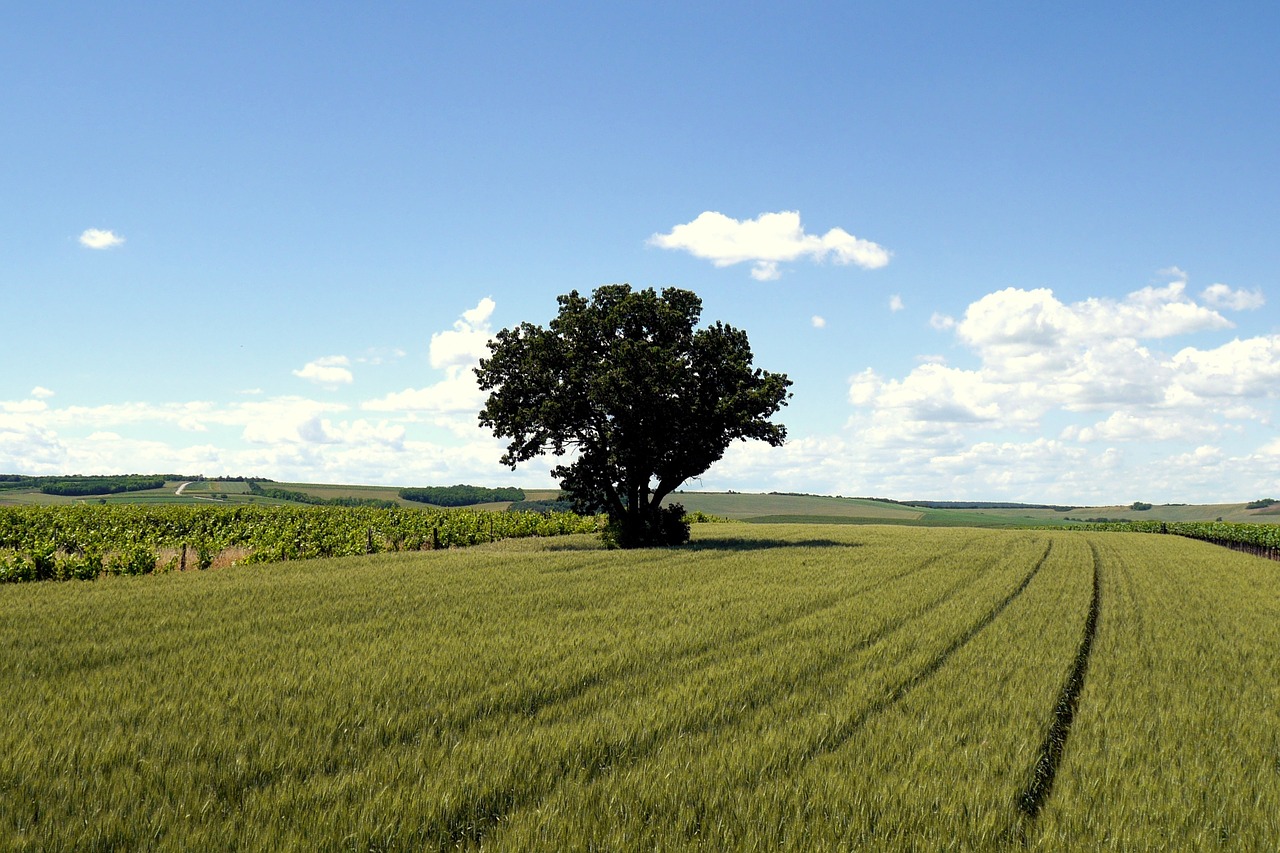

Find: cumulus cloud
648;210;890;279
79;228;125;249
955;283;1231;360
363;371;487;417
1200;283;1265;311
889;295;904;312
841;272;1280;500
363;299;500;434
811;315;827;329
293;355;353;386
430;297;495;369
31;387;54;399
1061;411;1220;443
1169;336;1280;399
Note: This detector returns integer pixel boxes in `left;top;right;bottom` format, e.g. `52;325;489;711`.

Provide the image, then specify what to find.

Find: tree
476;284;792;547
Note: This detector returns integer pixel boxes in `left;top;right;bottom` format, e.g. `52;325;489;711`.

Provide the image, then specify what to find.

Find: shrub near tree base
476;285;791;548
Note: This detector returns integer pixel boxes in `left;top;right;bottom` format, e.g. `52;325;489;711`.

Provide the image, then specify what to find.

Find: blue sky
3;2;1278;504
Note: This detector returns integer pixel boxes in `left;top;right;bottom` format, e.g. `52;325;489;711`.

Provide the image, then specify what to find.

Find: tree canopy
475;284;791;547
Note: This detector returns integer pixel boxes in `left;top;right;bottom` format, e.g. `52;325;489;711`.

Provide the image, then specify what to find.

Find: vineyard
0;504;600;582
2;524;1278;849
1077;519;1280;560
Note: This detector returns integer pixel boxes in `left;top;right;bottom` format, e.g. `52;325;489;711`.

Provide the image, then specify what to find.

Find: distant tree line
508;498;577;514
246;481;397;509
1246;498;1277;510
876;498;1080;512
36;476;166;497
399;485;526;507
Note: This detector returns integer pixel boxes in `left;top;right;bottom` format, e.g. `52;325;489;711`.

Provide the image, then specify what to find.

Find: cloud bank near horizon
1;276;1274;503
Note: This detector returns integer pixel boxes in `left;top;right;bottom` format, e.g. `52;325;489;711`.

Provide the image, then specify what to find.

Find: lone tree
476;284;792;547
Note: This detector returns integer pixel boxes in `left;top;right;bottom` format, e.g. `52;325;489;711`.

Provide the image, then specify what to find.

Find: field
670;491;1275;526
4;477;1272;525
3;523;1278;850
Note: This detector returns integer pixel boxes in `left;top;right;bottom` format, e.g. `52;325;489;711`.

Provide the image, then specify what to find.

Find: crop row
4;526;1277;848
0;504;601;583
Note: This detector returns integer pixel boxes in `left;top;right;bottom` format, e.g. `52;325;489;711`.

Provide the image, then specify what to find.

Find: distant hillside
2;475;1273;526
667;492;1274;527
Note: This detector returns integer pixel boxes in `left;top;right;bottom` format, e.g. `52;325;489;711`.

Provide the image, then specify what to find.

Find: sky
3;2;1278;505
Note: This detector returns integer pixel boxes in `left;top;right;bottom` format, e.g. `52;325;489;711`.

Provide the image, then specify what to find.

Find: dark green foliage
1130;502;1153;511
247;481;397;508
853;496;1076;512
399;485;526;506
37;476;165;497
0;504;600;583
1246;498;1277;509
476;284;791;548
508;499;577;514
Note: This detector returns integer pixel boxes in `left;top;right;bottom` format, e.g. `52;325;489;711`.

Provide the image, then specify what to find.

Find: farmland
3;523;1278;850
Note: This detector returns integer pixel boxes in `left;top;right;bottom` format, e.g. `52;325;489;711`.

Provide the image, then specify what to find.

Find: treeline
885;498;1079;512
509;498;576;514
399;485;525;507
246;481;397;509
0;474;273;494
16;476;166;497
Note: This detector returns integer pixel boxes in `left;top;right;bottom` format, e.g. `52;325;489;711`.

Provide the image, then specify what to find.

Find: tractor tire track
431;541;996;848
792;541;1054;767
435;541;970;740
1015;541;1102;823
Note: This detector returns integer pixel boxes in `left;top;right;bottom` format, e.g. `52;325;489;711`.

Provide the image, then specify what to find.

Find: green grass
3;524;1277;849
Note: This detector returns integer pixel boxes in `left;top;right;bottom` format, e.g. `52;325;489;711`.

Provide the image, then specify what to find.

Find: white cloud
293;355;353;386
847;368;880;405
30;386;54;399
955;283;1230;360
2;399;48;414
430;297;495;369
78;228;125;249
363;368;487;417
363;299;500;434
648;210;890;279
889;295;904;312
1169;336;1280;399
838;273;1279;501
811;315;827;329
1200;283;1265;311
1061;411;1220;443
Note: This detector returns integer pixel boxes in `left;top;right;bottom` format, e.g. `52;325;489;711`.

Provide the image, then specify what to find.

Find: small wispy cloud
889;295;904;312
79;228;125;249
811;315;827;328
649;210;890;280
293;355;353;386
30;386;55;399
1200;283;1265;311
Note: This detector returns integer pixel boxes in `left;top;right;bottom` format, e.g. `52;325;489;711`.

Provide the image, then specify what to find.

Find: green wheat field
3;524;1279;850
